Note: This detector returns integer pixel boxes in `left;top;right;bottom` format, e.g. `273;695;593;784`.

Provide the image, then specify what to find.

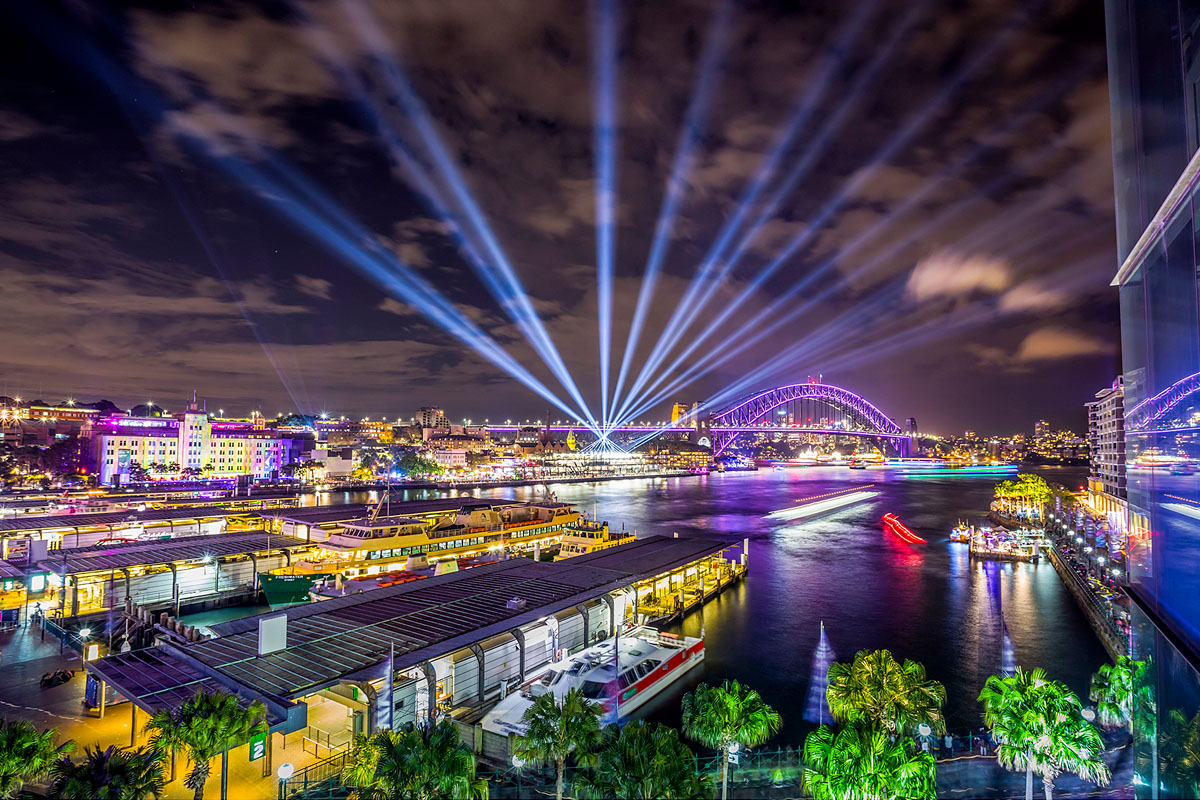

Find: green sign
248;732;267;762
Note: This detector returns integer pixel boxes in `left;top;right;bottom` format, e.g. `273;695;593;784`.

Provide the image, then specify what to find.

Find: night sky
0;0;1117;435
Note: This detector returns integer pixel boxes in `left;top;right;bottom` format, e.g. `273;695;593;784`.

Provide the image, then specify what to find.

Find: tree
1090;655;1136;729
681;680;781;800
802;722;935;800
340;719;486;800
143;691;266;800
0;719;75;799
47;745;165;800
575;721;705;800
980;667;1110;800
826;649;947;737
1160;707;1200;797
514;688;603;800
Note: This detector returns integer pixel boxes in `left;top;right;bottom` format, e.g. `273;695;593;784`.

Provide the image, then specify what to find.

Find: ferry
767;486;879;521
949;521;972;543
271;499;581;579
556;520;636;559
481;627;705;736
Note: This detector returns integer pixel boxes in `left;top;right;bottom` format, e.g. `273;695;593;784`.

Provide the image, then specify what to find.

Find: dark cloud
0;0;1117;433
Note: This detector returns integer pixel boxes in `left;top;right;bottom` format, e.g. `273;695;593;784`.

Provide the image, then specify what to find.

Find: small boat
481;627;704;736
949;522;971;543
848;461;867;470
257;572;333;609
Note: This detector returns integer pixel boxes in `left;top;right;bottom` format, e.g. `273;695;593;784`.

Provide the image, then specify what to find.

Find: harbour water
478;465;1107;742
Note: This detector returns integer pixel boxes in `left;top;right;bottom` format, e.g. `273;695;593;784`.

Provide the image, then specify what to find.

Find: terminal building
87;536;746;786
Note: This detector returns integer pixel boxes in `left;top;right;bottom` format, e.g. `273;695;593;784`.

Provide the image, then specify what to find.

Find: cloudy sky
0;0;1116;434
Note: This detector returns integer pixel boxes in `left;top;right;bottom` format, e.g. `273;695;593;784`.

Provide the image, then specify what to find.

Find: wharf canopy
87;535;740;737
34;532;312;619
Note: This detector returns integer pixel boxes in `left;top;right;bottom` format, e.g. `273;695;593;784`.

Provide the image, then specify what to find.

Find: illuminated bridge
486;382;911;456
704;382;908;455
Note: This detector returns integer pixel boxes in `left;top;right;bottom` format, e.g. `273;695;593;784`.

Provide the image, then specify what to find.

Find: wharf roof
0;498;56;509
0;560;26;580
87;535;736;713
262;497;504;526
86;647;291;726
192;534;734;700
0;506;250;534
37;532;309;575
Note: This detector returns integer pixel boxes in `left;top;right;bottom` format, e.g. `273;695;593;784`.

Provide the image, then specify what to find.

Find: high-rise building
1034;419;1050;441
418;406;447;430
1086;377;1126;500
1106;4;1200;794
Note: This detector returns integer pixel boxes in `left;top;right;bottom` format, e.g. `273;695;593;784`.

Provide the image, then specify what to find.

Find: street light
277;763;295;800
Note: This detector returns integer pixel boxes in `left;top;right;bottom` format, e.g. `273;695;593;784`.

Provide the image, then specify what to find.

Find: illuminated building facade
1086;377;1126;500
85;400;294;484
1106;3;1200;794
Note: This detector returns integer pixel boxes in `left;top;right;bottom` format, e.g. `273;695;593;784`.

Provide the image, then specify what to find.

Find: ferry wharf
79;535;747;795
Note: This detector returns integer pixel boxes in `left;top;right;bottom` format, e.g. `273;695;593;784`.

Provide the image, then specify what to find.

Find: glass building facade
1106;1;1200;796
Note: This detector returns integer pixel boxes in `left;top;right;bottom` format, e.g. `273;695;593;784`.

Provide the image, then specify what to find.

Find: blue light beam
608;0;734;421
592;0;620;426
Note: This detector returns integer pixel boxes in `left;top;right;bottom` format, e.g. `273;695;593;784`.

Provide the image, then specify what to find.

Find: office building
418;406;447;430
1106;3;1200;795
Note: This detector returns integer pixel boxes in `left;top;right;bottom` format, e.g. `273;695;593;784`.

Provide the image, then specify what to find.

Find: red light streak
882;513;926;544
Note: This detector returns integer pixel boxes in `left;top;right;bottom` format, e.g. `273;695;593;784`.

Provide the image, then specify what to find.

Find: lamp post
276;763;294;800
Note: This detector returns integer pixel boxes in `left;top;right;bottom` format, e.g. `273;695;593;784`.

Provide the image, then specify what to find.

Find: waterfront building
27;404;100;424
1087;377;1127;500
86;536;744;786
84;399;301;485
1105;3;1200;795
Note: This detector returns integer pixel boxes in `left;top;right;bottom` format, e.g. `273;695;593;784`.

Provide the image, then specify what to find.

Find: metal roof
0;560;25;580
191;558;635;699
85;647;291;726
0;506;248;534
37;532;309;575
87;535;736;712
260;504;370;524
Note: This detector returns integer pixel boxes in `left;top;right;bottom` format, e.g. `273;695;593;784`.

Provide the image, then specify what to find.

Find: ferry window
643;659;661;673
580;680;608;699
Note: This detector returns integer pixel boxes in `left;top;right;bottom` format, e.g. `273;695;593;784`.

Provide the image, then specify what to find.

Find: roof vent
506;597;526;611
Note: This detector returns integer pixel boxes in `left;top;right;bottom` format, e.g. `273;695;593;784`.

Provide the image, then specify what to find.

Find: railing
280;749;352;800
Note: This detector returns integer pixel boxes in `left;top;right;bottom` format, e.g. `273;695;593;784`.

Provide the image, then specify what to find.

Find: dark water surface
477;465;1108;743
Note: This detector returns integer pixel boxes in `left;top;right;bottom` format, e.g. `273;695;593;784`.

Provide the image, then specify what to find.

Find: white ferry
555;520;636;559
481;627;704;736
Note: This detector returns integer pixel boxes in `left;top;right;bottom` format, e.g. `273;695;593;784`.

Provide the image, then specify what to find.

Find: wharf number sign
249;732;267;762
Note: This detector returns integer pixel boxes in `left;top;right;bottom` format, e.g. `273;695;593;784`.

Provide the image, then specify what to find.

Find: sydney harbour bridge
485;381;915;457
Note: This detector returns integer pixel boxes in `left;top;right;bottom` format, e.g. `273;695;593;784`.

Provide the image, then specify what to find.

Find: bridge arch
707;382;904;455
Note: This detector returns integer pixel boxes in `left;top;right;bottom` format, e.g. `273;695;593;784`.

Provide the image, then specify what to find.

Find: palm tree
681;680;781;800
340;719;486;800
980;667;1110;800
514;688;603;800
0;719;75;799
802;723;935;800
826;649;946;737
1160;707;1200;797
143;691;266;800
575;721;705;800
1090;655;1135;729
47;745;165;800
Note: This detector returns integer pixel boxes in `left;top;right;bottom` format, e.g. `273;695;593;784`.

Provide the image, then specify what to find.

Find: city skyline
1;1;1115;435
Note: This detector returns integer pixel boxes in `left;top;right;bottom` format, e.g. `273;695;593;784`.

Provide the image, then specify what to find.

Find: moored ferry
949;521;972;543
481;627;704;736
270;499;581;579
555;519;636;559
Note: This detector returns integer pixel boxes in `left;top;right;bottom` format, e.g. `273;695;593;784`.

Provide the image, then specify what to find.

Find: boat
273;499;581;579
949;522;971;543
481;627;704;736
882;513;926;544
847;461;867;470
556;520;636;559
258;572;334;609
